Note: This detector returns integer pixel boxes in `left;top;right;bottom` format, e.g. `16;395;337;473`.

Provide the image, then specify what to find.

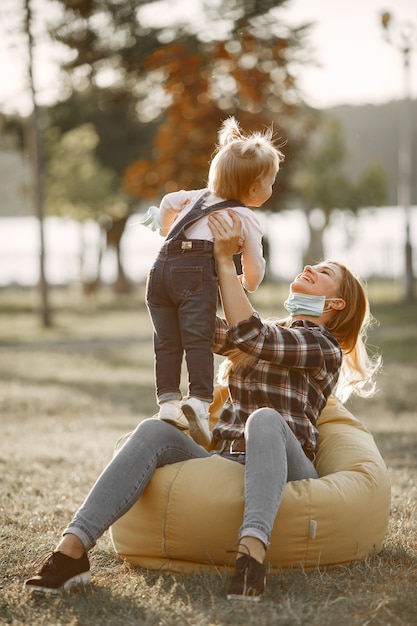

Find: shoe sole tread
182;404;211;445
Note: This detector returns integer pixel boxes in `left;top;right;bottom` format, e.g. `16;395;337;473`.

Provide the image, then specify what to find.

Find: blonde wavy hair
207;117;284;201
218;261;382;404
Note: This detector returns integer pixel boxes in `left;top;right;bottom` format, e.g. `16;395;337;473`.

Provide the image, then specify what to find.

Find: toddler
144;117;284;445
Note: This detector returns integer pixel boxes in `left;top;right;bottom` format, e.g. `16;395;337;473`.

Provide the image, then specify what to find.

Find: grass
0;283;416;625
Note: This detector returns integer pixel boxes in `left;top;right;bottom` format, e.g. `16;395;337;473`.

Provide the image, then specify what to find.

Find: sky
281;0;417;108
0;0;416;116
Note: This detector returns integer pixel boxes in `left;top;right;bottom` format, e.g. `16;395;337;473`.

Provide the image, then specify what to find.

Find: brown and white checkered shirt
212;313;342;454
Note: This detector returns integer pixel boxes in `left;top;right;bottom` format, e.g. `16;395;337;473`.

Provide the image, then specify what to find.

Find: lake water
0;206;416;287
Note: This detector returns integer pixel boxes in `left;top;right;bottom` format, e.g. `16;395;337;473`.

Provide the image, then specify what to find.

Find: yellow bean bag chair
110;393;391;574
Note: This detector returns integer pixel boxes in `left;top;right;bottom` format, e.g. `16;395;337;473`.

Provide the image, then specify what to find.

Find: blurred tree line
1;0;388;293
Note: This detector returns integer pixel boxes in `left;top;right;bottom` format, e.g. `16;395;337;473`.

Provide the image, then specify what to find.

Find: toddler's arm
238;210;266;292
159;191;192;237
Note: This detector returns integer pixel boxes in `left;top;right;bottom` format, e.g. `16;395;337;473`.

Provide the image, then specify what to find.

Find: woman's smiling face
291;263;343;299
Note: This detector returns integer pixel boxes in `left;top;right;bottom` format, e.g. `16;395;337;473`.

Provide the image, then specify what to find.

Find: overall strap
167;191;242;241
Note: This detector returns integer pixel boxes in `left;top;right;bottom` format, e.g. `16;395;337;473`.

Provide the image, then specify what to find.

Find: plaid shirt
212;313;342;454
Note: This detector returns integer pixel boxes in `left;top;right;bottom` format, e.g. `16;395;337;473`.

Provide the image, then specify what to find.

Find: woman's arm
210;212;342;372
209;211;255;326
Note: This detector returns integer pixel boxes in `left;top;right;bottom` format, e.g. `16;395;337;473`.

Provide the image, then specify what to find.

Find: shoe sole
159;416;189;431
227;592;262;601
182;404;212;446
24;571;91;595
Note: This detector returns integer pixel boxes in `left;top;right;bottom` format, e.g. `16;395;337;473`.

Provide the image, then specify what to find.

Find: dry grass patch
0;295;416;625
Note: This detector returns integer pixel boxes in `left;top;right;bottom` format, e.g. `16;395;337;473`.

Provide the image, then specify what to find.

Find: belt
213;438;246;454
213;437;315;461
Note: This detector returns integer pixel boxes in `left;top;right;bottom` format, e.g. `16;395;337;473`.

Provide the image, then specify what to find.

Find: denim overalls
146;192;241;404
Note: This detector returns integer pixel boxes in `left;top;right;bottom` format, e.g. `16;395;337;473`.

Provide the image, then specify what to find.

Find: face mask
284;293;342;317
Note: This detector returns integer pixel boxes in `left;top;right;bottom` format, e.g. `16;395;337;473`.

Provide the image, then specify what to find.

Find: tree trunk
302;209;326;266
105;215;132;293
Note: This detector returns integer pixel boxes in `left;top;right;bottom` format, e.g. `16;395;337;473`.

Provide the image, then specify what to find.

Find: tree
43;0;318;286
44;123;129;286
48;0;316;208
291;117;388;265
44;123;121;219
46;84;160;176
44;84;162;290
120;22;316;207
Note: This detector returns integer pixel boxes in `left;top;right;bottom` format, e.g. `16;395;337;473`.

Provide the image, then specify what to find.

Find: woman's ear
330;299;346;311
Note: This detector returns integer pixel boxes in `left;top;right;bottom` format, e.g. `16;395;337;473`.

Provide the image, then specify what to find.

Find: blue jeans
146;239;218;403
64;409;318;550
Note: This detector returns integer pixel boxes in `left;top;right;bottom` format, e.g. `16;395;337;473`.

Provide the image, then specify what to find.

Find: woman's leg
239;407;318;551
63;418;210;550
226;408;318;601
25;419;209;594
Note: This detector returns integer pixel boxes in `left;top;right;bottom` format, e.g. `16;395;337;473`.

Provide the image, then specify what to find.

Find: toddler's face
248;167;277;207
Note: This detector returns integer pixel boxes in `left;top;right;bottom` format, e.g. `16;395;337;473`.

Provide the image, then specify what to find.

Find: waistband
213;437;315;461
213;438;246;455
160;239;214;254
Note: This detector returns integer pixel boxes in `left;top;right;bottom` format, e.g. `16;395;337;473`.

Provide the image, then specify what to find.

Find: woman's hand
209;211;243;263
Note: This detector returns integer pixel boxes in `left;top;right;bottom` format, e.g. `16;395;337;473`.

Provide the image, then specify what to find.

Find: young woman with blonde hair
24;213;380;601
208;211;381;599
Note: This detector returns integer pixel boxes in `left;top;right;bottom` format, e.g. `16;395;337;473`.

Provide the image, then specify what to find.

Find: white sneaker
158;401;189;431
182;397;212;446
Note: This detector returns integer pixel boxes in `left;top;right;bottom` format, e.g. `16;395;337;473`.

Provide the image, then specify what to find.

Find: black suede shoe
24;551;91;595
227;553;266;601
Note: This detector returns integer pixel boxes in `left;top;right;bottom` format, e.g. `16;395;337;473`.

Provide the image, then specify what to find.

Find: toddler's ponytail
217;117;244;146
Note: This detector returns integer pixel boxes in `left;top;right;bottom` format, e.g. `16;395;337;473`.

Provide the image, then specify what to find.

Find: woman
24;212;380;601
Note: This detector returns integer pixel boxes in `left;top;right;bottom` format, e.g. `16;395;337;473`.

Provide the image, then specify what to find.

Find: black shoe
227;553;266;601
24;551;91;595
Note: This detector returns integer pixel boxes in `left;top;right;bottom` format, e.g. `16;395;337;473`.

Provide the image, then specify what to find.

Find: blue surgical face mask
284;293;343;317
284;293;326;316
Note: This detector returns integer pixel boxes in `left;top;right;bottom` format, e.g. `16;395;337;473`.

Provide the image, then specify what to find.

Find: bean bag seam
162;461;185;559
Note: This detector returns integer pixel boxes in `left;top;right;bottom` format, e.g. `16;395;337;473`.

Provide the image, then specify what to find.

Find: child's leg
146;258;183;403
177;253;218;445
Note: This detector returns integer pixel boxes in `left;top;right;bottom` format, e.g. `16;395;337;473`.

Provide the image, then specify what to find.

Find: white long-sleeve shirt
159;188;265;293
